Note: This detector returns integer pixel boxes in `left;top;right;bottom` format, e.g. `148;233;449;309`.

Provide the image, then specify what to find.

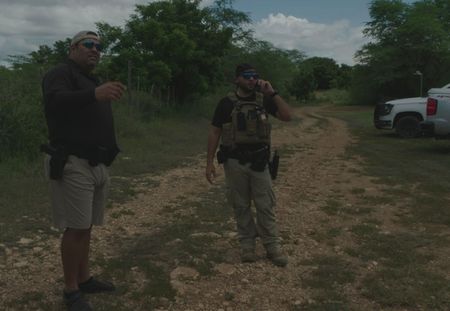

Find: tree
288;64;317;101
206;0;252;42
287;56;351;100
353;0;450;104
334;64;353;89
363;0;407;43
284;49;307;66
301;57;339;90
102;0;249;104
51;39;71;64
0;63;47;160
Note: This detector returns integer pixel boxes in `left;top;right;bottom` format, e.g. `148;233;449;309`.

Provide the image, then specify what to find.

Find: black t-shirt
211;92;278;128
42;59;118;152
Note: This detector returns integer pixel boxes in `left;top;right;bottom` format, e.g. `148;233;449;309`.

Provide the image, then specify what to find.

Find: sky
0;0;416;66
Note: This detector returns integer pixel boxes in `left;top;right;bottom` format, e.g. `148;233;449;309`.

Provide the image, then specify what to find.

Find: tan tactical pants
223;158;280;252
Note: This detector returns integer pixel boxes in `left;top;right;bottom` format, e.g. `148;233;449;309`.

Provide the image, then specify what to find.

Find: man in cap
42;30;126;310
206;63;292;267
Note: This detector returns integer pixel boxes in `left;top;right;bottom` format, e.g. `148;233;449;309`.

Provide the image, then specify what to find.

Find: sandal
63;290;93;311
79;277;116;294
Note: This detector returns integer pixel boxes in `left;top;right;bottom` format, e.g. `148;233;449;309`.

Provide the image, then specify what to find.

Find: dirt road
1;106;391;310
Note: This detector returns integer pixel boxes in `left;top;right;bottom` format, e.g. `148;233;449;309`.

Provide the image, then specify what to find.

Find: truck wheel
395;116;421;138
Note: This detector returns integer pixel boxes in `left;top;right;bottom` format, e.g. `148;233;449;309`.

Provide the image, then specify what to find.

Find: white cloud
199;0;215;7
254;13;369;65
0;2;368;66
0;0;216;65
0;0;150;64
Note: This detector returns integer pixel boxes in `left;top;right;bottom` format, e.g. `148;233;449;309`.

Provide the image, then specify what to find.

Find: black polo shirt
42;59;118;154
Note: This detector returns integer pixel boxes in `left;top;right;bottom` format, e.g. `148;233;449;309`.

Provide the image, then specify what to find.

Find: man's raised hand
95;82;126;102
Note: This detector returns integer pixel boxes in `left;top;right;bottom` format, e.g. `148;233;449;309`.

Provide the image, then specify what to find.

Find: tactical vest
221;92;271;148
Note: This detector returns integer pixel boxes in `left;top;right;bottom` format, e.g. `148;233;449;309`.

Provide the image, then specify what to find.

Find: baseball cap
71;30;100;46
235;63;256;77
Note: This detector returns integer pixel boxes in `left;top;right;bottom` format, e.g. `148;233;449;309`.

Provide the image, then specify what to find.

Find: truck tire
395;115;421;138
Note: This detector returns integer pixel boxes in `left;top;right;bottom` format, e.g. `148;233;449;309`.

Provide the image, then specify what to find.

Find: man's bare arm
206;125;222;184
273;94;292;121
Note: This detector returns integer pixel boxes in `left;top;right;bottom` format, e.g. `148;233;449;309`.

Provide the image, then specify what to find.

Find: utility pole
414;70;423;97
127;60;132;105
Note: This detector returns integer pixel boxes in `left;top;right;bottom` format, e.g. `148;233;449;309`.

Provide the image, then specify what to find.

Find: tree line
352;0;450;104
1;0;450;161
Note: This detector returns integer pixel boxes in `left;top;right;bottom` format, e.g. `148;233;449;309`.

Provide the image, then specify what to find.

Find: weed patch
327;106;450;309
91;185;234;308
350;226;433;266
298;255;355;310
320;199;342;215
362;268;450;309
301;256;356;289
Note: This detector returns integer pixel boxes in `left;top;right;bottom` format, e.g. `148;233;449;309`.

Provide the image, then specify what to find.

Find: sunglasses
241;71;259;80
80;40;103;52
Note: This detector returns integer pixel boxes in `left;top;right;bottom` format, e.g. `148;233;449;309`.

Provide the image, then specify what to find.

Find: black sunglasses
241;71;259;80
80;40;103;52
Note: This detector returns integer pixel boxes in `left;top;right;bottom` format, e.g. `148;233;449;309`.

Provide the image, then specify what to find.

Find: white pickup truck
420;86;450;138
374;84;450;138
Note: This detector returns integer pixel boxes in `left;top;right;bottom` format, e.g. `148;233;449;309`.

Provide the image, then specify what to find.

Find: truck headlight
375;103;394;116
381;103;393;115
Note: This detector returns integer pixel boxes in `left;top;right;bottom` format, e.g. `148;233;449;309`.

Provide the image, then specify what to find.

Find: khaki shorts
44;155;110;229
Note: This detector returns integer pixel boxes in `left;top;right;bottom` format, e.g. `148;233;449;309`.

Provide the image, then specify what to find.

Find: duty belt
228;145;269;163
41;144;114;166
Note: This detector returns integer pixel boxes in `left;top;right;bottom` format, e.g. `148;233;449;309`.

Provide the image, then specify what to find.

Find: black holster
268;150;280;180
217;145;232;164
41;144;68;180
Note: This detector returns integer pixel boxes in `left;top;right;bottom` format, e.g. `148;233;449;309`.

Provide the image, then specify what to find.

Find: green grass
320;199;342;215
4;99;450;310
0;100;211;244
0;98;218;309
301;256;356;288
111;103;211;177
334;107;450;226
320;198;373;217
0;158;53;243
309;89;352;106
327;106;450;309
0;93;231;308
362;267;450;309
297;256;355;311
87;184;233;309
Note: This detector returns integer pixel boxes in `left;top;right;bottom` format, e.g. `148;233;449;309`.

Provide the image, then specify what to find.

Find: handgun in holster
40;144;68;180
268;150;279;180
216;145;228;164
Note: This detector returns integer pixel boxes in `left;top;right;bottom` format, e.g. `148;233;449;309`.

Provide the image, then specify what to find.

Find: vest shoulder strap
227;92;264;107
227;92;238;104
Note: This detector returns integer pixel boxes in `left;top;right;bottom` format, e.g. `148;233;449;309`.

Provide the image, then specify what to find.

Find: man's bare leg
61;228;92;292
